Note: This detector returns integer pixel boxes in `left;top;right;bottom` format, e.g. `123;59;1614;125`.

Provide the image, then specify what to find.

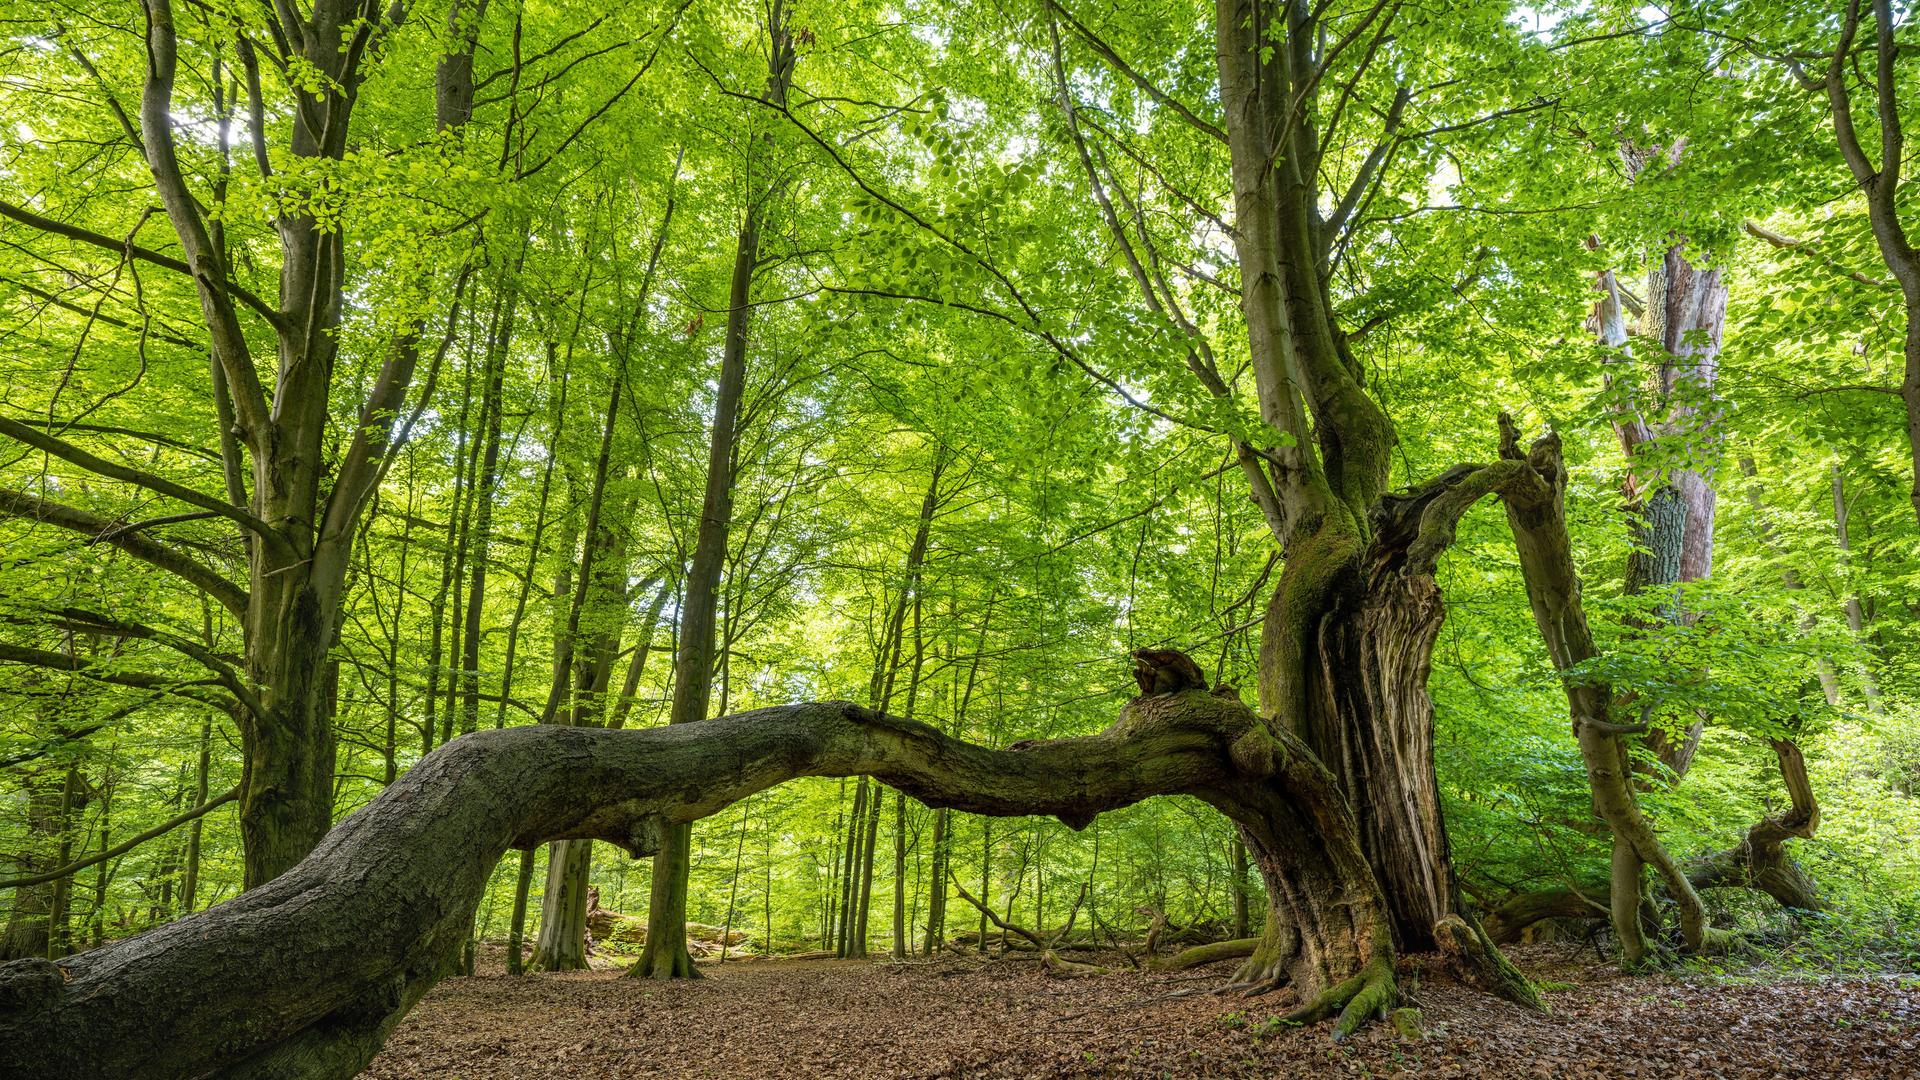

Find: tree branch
0;787;238;890
0;641;235;710
1045;0;1228;143
1744;220;1897;289
0;415;290;560
0;200;283;329
0;487;248;617
21;607;263;720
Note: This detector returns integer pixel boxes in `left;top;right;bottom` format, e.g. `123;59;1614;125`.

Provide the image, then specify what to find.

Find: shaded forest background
2;0;1918;987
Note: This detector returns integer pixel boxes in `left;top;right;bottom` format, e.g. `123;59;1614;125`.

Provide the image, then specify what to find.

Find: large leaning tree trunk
0;653;1400;1079
0;0;481;887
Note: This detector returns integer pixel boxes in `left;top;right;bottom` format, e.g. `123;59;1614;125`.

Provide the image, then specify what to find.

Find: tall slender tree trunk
922;808;949;954
179;715;213;914
835;778;867;956
505;848;537;975
630;9;794;980
459;269;519;738
47;764;84;958
850;777;883;959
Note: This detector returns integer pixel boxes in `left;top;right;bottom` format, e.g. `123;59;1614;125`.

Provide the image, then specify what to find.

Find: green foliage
0;0;1915;977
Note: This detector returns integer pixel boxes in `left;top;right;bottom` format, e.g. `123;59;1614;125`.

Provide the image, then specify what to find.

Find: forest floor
361;945;1920;1078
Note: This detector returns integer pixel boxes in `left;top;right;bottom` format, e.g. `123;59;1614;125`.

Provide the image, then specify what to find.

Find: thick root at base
1279;954;1397;1042
1433;913;1543;1012
1220;950;1290;997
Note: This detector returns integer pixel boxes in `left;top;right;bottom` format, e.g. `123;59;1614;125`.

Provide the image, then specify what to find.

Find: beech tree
3;0;1918;1076
0;0;484;887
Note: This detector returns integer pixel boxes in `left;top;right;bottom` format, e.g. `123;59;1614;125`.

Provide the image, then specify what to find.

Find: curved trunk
0;673;1398;1078
1487;734;1825;944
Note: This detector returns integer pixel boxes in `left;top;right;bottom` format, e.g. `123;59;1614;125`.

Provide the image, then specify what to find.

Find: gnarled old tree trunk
1046;0;1541;969
0;666;1403;1079
1202;0;1468;958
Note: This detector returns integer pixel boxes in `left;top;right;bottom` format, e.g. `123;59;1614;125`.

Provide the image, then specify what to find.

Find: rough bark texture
529;839;592;971
0;670;1396;1078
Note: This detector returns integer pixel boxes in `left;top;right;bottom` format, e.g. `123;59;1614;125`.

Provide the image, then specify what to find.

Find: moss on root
1280;953;1399;1041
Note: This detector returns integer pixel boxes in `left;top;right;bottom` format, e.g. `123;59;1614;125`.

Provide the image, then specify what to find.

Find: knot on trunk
1130;648;1207;695
0;957;64;1012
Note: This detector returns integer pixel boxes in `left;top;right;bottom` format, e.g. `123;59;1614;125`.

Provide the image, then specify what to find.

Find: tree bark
529;839;593;972
504;847;536;975
0;666;1399;1078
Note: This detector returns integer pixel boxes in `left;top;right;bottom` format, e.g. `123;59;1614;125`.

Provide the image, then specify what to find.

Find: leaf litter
361;946;1918;1078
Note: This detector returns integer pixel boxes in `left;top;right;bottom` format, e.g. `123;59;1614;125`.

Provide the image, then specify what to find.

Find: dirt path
361;950;1919;1078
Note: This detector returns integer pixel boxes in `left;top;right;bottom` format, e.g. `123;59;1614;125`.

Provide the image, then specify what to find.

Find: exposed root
1150;937;1259;973
1279;954;1398;1041
1433;913;1543;1011
1222;948;1290;998
1214;975;1289;998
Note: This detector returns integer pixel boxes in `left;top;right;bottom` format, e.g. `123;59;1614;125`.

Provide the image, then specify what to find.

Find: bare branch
0;199;281;328
1743;220;1897;289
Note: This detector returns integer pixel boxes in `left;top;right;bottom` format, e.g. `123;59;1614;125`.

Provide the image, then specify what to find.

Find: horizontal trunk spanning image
1;662;1409;1078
